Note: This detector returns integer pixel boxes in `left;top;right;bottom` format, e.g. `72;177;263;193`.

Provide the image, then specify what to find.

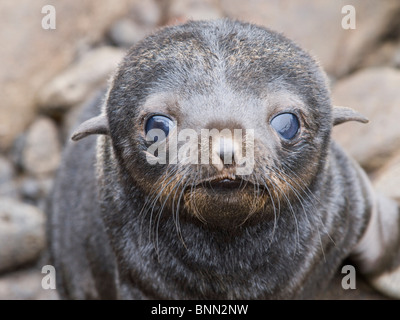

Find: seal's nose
213;136;236;165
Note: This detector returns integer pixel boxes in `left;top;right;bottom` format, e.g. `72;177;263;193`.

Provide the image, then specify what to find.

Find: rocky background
0;0;399;300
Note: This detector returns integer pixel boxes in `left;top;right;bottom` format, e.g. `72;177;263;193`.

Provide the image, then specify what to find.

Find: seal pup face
73;20;367;229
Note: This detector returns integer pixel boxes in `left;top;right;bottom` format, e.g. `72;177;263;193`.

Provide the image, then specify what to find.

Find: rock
373;152;400;202
360;42;400;69
332;68;400;172
0;0;136;150
0;180;19;199
20;176;53;205
10;134;25;171
108;19;150;48
0;267;59;300
22;117;61;176
394;46;400;68
37;47;125;114
167;0;223;23
0;156;14;184
130;0;162;27
219;0;400;78
0;198;46;274
0;156;17;198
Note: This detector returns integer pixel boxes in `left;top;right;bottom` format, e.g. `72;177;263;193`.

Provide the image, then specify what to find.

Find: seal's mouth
207;178;245;190
183;175;269;228
195;176;258;192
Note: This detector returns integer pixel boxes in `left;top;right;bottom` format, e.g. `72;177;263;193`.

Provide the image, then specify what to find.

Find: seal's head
72;19;367;229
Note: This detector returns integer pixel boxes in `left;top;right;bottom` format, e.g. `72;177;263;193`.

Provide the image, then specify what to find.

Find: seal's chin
183;178;268;228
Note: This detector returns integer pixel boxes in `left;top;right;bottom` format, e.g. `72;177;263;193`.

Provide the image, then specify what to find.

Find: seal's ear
333;106;369;126
71;115;109;141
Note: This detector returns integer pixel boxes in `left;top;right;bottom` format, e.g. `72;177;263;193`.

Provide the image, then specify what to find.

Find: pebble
0;267;59;300
0;156;14;184
108;18;150;48
37;47;125;114
0;156;17;198
0;198;46;274
22;117;61;177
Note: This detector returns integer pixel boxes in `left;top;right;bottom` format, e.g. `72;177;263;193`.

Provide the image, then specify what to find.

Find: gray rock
20;176;53;204
393;45;400;68
332;67;400;172
0;198;46;274
0;156;14;184
37;46;125;114
22;117;61;176
108;19;150;48
0;267;59;300
373;152;400;202
0;156;17;198
10;133;25;171
0;180;18;199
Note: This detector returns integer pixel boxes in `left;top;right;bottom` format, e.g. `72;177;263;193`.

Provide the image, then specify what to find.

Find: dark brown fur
48;19;400;299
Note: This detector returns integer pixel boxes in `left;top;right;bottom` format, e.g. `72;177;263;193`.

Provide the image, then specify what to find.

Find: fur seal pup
48;19;400;299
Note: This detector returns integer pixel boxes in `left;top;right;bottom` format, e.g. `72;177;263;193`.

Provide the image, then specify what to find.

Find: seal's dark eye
145;115;174;142
270;113;299;140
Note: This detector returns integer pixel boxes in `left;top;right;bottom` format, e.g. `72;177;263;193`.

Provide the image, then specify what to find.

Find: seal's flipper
333;106;369;126
364;196;400;299
370;261;400;299
71;115;110;141
352;192;400;299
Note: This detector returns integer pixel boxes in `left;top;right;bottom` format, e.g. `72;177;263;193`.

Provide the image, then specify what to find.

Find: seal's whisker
252;172;260;214
280;163;336;248
186;166;207;224
273;165;333;262
153;166;190;258
255;159;281;245
145;167;177;249
140;164;179;215
138;165;180;246
256;172;279;249
173;167;199;249
172;184;187;248
146;166;180;240
262;166;300;256
170;173;188;247
267;177;280;247
281;165;335;246
143;165;184;250
279;162;322;206
259;175;283;249
270;167;327;262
